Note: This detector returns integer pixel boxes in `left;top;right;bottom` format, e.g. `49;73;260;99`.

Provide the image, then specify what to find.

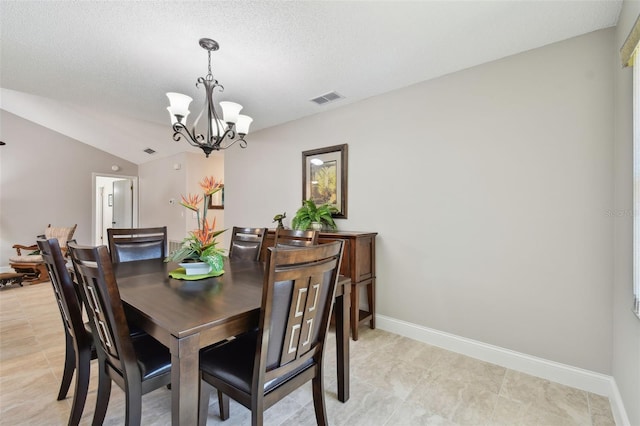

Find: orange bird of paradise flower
200;176;223;196
180;194;202;211
192;217;217;248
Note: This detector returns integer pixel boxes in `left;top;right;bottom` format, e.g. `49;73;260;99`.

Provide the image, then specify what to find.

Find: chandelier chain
207;50;213;80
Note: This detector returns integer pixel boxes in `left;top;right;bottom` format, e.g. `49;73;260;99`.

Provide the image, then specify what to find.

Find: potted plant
291;199;338;231
165;176;226;275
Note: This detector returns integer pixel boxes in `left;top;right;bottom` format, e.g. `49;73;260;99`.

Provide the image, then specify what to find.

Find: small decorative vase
179;261;212;276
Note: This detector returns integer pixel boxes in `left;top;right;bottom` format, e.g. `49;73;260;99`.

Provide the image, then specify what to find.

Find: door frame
92;173;139;245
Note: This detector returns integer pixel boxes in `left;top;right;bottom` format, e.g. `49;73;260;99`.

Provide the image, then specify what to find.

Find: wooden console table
262;230;377;340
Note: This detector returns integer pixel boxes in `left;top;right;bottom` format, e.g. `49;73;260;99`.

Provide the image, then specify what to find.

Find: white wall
613;2;640;425
226;29;615;374
0;110;137;267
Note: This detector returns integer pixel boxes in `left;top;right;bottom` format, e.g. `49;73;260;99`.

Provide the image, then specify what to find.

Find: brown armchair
9;224;77;284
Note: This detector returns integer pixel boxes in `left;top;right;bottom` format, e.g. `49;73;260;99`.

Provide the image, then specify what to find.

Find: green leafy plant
291;199;338;231
165;176;226;271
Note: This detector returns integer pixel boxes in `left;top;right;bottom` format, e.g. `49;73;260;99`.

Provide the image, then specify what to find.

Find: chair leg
33;263;49;283
217;389;229;421
251;411;263;426
68;347;92;426
250;393;264;426
311;374;328;426
91;363;111;426
124;383;142;426
57;331;75;400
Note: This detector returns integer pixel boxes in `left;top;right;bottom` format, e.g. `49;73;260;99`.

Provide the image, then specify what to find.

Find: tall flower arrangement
165;177;226;272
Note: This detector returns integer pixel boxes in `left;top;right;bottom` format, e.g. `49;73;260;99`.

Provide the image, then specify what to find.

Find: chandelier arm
216;129;248;150
173;123;206;148
217;138;239;150
217;137;247;150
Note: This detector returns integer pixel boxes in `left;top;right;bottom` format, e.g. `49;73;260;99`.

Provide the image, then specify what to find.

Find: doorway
92;174;139;245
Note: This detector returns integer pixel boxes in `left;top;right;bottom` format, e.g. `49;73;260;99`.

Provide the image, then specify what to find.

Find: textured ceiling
0;1;622;164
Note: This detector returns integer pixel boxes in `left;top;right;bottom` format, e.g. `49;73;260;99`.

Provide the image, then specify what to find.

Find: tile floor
0;282;616;425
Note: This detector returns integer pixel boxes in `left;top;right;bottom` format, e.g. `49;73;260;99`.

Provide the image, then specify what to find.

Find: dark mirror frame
302;144;348;219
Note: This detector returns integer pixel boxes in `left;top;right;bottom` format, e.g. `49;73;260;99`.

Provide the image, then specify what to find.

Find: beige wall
138;151;225;247
185;152;225;245
2;13;636;420
138;152;188;242
0;110;137;265
613;2;640;424
226;29;615;373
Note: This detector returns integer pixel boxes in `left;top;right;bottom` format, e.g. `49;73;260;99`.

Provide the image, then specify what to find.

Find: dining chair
37;238;96;426
198;240;344;426
107;226;167;263
68;242;172;426
228;227;268;261
273;228;319;247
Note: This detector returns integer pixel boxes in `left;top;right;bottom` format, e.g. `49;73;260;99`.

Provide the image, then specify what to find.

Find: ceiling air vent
310;91;344;106
144;148;156;154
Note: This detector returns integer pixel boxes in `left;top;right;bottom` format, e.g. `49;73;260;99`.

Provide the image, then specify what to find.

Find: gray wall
225;29;615;374
0;110;137;265
613;2;640;424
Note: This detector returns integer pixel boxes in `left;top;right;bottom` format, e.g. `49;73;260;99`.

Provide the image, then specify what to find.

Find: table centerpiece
166;176;226;278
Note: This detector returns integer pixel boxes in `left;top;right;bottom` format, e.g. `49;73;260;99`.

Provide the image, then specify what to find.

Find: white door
112;179;133;228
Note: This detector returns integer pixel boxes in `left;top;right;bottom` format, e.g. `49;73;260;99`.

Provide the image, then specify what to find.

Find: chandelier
167;38;252;157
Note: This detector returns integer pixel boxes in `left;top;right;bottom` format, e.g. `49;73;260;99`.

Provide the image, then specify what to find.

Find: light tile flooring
0;282;616;426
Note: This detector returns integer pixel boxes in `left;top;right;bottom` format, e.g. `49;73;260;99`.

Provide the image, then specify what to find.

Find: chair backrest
43;224;78;251
37;238;91;349
273;228;319;248
67;242;141;382
107;226;167;263
228;227;268;261
256;241;344;388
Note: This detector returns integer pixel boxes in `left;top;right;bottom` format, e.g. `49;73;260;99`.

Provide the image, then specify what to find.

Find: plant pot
310;222;323;231
179;261;212;276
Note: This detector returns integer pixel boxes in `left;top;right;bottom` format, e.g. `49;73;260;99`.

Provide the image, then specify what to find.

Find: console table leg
368;278;376;329
350;283;359;341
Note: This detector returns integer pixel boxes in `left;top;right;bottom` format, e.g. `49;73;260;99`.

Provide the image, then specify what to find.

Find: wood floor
0;281;616;425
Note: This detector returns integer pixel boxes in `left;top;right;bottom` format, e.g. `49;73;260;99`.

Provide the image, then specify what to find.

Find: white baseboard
376;314;630;426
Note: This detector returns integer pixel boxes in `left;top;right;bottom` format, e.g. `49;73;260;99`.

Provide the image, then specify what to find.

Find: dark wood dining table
113;257;351;425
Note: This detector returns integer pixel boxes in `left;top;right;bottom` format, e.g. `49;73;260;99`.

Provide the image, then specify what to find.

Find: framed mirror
208;185;224;210
302;144;348;218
